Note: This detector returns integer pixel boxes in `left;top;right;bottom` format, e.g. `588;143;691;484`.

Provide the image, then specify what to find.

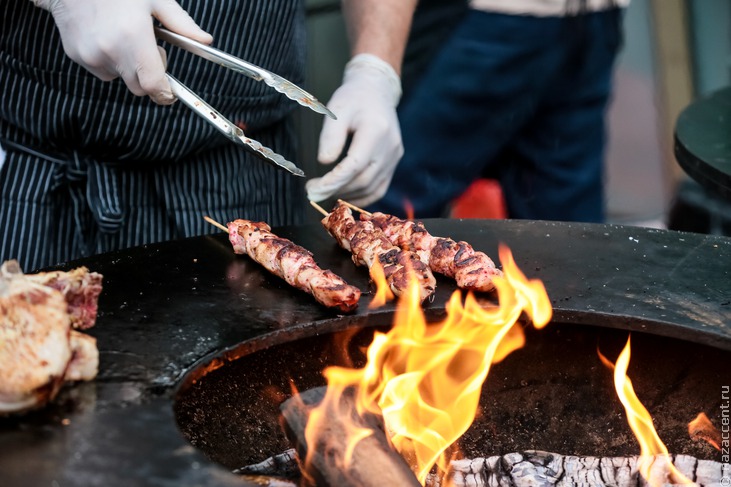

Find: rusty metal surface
0;219;729;486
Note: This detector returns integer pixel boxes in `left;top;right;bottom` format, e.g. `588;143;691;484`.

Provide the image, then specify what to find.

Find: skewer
205;213;361;311
309;200;329;216
317;201;436;302
337;199;372;217
333;202;502;292
203;215;229;233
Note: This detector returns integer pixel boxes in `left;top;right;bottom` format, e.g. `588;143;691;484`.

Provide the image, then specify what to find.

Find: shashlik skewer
338;200;502;293
312;202;436;302
204;216;361;312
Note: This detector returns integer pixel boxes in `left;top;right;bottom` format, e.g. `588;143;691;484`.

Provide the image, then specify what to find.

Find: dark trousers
371;8;624;222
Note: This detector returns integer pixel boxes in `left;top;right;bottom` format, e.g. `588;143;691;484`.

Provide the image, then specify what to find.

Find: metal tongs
155;26;336;177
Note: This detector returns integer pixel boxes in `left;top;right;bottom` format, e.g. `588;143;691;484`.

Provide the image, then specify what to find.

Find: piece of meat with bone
227;219;361;312
0;262;100;414
362;212;503;292
321;203;436;302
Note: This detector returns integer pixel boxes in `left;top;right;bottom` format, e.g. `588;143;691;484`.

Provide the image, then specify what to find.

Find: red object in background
449;179;507;219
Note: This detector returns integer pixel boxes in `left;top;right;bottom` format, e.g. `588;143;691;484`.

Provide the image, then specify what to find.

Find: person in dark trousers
366;0;628;222
0;0;415;271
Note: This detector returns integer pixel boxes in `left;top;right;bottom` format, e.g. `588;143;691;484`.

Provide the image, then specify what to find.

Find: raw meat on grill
227;219;361;312
320;203;436;302
362;212;502;292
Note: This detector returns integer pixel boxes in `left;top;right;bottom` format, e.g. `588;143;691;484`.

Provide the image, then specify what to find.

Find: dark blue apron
0;0;307;271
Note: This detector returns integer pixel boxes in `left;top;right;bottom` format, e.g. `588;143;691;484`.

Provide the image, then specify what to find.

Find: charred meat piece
321;203;436;302
227;219;361;312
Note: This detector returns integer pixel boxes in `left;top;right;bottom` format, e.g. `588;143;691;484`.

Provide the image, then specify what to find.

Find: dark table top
675;86;731;199
1;219;730;486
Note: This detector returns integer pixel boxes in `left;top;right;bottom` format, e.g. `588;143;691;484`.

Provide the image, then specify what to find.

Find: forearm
341;0;418;75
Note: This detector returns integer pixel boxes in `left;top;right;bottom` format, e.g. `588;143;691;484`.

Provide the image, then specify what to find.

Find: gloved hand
306;53;403;207
30;0;212;105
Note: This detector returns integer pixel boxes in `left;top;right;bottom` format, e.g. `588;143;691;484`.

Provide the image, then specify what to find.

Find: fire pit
0;219;729;487
175;321;729;468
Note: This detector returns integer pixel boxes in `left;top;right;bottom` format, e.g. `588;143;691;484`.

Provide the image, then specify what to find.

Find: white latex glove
31;0;212;104
306;54;403;207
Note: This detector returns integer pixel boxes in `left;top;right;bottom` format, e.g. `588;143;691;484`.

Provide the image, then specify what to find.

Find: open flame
303;245;552;484
403;199;415;221
368;259;394;309
604;337;693;486
688;412;721;450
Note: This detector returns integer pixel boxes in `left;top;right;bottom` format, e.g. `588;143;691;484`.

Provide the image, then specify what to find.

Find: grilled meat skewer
320;203;436;302
226;219;361;312
361;212;502;292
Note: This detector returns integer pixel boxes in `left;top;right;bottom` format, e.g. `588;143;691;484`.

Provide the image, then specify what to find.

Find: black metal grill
1;219;729;487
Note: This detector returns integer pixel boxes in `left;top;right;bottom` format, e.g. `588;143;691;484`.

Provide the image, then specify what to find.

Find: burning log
441;450;731;487
238;449;731;487
279;386;422;487
234;449;300;478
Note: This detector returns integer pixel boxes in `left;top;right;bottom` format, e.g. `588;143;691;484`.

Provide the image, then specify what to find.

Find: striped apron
0;0;307;272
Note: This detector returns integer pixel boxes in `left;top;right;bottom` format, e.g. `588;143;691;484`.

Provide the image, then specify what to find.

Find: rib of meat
321;204;436;302
362;212;502;292
0;265;100;414
227;219;361;312
2;260;103;329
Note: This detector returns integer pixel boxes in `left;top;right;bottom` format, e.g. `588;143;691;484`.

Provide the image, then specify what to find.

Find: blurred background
294;0;731;234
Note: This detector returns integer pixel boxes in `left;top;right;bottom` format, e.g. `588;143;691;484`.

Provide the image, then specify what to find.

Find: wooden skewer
203;215;229;233
309;200;329;217
337;199;372;217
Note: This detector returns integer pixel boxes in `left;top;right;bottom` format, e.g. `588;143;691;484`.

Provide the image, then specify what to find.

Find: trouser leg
498;9;623;222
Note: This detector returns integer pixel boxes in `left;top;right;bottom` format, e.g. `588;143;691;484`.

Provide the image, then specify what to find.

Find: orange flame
368;258;395;309
688;412;721;450
302;245;552;484
403;199;415;221
609;337;693;486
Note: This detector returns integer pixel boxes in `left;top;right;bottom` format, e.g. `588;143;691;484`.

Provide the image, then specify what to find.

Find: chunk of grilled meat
321;204;436;302
0;265;99;414
362;212;502;293
2;260;103;330
227;219;361;312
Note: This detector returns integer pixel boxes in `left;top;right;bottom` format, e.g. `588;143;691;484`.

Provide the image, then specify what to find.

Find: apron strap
78;153;125;232
2;138;126;236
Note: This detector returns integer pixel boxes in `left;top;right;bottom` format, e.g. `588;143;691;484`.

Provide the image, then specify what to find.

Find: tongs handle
154;26;335;119
155;26;264;80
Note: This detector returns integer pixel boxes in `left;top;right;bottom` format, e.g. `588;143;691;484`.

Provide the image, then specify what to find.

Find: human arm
341;0;417;74
306;0;418;207
29;0;212;105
